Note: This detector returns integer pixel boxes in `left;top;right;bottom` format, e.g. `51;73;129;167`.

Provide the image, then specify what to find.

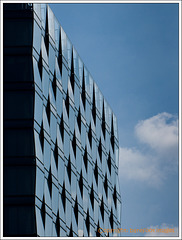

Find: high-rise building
3;3;121;237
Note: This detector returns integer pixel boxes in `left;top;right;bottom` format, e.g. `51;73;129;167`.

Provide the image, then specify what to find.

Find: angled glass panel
33;19;42;53
61;27;68;62
47;6;55;40
52;184;59;215
42;67;50;100
48;43;56;75
33;57;42;89
36;166;44;200
54;17;60;51
74;82;80;111
63;129;70;160
67;38;72;70
78;213;83;237
35;206;45;236
57;156;65;187
34;130;43;163
45;212;53;236
76;146;82;173
33;3;41;18
113;113;118;140
71;170;77;200
34;92;43;126
50;112;57;143
84;67;90;98
52;223;57;237
62;63;68;94
40;4;47;31
115;145;119;168
78;57;83;85
82;185;88;213
43;106;50;136
41;36;49;65
73;47;79;78
88;74;94;102
44;179;52;210
56;89;63;119
55;57;62;84
85;99;91;127
44;138;51;171
65;199;72;228
69;105;75;134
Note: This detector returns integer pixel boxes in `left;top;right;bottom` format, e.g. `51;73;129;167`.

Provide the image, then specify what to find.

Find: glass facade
3;3;121;237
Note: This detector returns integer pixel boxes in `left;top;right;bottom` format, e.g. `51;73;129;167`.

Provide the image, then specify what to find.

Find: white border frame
0;0;181;239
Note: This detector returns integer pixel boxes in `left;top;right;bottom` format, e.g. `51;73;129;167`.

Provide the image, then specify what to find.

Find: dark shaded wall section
3;4;36;237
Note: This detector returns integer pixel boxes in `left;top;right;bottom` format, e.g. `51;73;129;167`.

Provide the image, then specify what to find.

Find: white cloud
145;223;178;237
119;147;164;188
135;112;178;162
119;112;178;188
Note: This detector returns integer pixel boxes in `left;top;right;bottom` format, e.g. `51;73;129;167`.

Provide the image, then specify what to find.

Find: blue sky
50;2;179;237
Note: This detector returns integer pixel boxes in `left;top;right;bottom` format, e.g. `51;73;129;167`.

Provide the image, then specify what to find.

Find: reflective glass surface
4;3;121;237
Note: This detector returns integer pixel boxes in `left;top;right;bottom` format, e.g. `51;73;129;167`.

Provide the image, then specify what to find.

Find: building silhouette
3;3;121;237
